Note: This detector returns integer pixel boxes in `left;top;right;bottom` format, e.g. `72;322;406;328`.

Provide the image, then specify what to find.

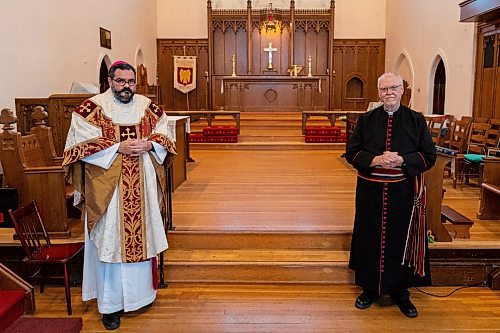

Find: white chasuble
63;89;176;312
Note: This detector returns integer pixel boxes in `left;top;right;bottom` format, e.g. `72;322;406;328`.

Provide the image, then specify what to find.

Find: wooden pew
301;110;365;134
477;157;500;220
0;108;70;238
425;151;455;242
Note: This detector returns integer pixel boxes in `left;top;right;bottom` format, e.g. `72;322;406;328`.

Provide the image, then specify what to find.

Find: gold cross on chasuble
119;126;138;141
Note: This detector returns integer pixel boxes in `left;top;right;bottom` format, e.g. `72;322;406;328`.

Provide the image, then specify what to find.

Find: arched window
346;77;364;98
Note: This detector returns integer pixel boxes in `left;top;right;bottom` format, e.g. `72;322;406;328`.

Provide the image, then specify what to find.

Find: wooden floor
172;148;500;241
32;284;500;332
6;112;500;332
172;149;355;231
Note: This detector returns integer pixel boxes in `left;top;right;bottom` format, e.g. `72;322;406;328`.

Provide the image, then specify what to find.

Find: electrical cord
414;281;487;298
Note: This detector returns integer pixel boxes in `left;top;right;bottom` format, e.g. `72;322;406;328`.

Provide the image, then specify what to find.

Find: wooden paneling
472;20;500;119
157;39;209;110
333;40;385;111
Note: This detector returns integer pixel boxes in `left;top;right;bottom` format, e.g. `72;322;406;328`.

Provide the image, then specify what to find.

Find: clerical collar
384;104;400;116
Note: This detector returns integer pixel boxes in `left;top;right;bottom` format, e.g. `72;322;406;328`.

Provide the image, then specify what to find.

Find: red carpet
4;317;83;333
0;290;24;333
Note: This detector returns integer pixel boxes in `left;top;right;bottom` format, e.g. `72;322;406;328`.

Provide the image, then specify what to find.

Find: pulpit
167;116;188;191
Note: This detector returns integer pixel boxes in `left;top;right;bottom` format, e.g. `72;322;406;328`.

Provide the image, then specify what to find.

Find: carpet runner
4;317;83;333
0;290;24;333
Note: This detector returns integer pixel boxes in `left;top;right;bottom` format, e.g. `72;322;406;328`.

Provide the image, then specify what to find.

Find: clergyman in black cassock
345;72;436;318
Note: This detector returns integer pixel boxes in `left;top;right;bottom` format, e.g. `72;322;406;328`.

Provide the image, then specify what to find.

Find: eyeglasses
378;85;402;93
111;78;136;86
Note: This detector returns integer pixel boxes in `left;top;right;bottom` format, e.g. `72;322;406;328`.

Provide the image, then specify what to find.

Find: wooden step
190;142;346;150
167;230;352;250
163;249;353;284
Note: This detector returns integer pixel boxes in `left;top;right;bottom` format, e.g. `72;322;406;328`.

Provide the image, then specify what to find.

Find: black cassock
345;105;436;295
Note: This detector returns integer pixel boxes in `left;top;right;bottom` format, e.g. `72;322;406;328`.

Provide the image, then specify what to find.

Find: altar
221;75;325;112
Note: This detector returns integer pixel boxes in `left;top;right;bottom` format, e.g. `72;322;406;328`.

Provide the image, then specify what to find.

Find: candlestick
307;55;312;77
231;54;237;77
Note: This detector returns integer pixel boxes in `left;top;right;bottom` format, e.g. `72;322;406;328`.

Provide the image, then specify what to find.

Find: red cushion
31;242;84;263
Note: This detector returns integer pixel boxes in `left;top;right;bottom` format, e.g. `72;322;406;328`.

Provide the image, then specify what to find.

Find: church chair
8;201;84;315
444;117;472;188
424;115;434;129
460;122;491;189
429;115;446;145
474;116;489;124
486;118;500;154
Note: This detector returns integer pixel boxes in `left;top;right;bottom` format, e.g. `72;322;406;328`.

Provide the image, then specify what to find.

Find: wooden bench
164;110;241;134
478;157;500;220
301;110;365;134
478;183;500;220
440;205;474;239
0;107;71;238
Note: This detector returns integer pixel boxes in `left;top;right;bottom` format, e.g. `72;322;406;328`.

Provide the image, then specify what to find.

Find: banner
173;56;197;94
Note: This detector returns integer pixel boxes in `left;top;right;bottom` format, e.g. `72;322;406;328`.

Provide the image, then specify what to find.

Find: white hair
377;72;403;88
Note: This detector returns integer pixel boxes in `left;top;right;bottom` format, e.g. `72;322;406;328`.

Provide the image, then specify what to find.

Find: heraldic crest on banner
174;55;197;94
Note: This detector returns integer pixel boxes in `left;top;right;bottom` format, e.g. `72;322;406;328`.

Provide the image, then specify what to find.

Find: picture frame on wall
100;27;111;49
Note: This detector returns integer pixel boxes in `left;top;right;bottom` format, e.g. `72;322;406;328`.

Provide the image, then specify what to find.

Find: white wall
157;0;207;38
335;0;386;39
156;0;386;39
0;0;157;111
385;0;476;117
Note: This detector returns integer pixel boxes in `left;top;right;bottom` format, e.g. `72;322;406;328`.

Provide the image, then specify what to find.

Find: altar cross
264;42;277;70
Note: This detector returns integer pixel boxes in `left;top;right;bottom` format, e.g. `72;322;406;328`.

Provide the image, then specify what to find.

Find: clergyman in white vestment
63;61;176;330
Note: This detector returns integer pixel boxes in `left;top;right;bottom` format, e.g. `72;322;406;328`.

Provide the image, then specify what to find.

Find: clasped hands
118;139;152;157
371;151;404;168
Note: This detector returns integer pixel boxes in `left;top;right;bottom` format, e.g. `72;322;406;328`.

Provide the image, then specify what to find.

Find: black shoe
395;299;418;318
102;311;121;330
355;292;376;310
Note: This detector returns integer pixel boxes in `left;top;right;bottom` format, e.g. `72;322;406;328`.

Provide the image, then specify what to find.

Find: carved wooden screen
208;0;335;110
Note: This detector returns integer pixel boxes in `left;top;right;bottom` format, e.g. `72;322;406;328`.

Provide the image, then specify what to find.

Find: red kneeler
304;125;343;143
206;135;238;143
203;126;238;136
202;126;238;143
304;126;341;136
189;132;206;143
305;136;339;143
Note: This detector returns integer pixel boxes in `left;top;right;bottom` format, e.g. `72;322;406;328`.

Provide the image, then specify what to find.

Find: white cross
264;42;278;70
